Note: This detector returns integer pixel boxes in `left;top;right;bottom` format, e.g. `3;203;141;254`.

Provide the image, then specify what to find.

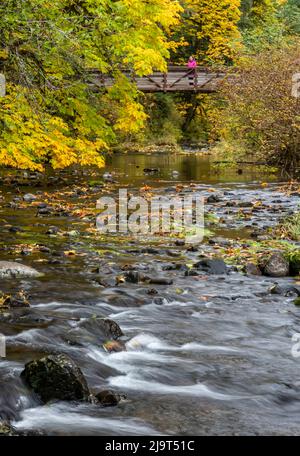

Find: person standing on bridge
187;56;197;68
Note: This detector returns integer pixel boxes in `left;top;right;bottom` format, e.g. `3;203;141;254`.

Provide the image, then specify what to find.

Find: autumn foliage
213;43;300;171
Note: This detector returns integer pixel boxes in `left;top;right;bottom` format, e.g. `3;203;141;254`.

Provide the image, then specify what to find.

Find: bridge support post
163;73;167;93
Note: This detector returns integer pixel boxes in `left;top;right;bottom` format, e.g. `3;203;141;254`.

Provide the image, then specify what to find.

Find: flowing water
0;151;300;435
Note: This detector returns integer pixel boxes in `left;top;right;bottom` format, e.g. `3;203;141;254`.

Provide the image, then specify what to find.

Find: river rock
23;193;37;202
194;258;228;275
148;277;173;285
0;291;30;309
0;261;42;279
0;421;18;436
95;390;123;407
207;194;222;203
245;263;262;276
21;354;90;403
261;253;289;277
268;283;300;297
124;271;148;283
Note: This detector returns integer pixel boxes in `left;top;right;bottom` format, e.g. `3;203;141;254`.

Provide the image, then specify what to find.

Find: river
0;151;300;435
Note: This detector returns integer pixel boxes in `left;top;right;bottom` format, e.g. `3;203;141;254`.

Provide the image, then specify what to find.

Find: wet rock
186;245;198;252
0;421;18;436
21;354;90;403
103;340;126;353
146;288;158;295
148;277;173;285
208;237;232;247
124;271;147;283
166;250;181;257
143;168;159;175
8;226;24;233
244;263;262;276
23;193;37;202
95;390;124;407
0;290;30;309
100;318;124;340
185;269;200;276
0;261;42;279
162;263;187;271
175;239;185;246
256;235;270;241
37;206;51;215
268;283;300;297
194;258;228;275
261;253;289;277
237;201;253;207
207;194;221;203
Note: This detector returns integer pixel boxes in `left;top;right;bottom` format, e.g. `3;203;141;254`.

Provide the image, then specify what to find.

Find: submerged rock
21;354;90;403
0;261;42;279
148;277;173;285
261;253;289;277
95;390;123;407
194;258;228;275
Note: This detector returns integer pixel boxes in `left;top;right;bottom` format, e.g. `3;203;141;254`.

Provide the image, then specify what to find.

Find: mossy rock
21;354;90;403
294;297;300;306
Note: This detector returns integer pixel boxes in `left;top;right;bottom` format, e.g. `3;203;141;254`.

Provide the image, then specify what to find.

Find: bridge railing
87;66;226;93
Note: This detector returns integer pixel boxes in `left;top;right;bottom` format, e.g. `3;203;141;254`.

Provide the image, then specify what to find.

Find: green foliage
277;212;300;241
211;43;300;171
144;93;183;145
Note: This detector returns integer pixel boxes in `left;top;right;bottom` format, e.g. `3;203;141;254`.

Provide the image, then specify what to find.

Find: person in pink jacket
187;56;197;68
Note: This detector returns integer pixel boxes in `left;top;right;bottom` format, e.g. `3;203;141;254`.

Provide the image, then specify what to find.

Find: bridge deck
89;66;225;93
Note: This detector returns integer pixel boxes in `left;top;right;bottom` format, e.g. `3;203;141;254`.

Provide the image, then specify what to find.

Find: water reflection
105;152;278;186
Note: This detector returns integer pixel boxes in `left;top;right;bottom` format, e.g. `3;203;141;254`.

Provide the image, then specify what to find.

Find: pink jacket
187;59;197;68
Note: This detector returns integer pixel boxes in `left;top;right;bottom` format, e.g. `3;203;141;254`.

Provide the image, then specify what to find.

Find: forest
0;0;299;172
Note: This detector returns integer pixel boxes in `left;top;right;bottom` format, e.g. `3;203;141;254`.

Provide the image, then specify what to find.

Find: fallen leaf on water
103;340;125;353
64;250;76;256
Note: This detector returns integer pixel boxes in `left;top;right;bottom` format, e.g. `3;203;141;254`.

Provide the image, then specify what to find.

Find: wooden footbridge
88;66;225;93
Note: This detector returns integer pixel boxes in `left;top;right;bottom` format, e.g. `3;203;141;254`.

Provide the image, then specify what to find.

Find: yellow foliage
0;85;106;171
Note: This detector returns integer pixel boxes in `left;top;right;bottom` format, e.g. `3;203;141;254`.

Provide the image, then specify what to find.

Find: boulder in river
95;390;123;407
194;258;228;275
21;354;90;403
0;261;42;279
261;253;289;277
